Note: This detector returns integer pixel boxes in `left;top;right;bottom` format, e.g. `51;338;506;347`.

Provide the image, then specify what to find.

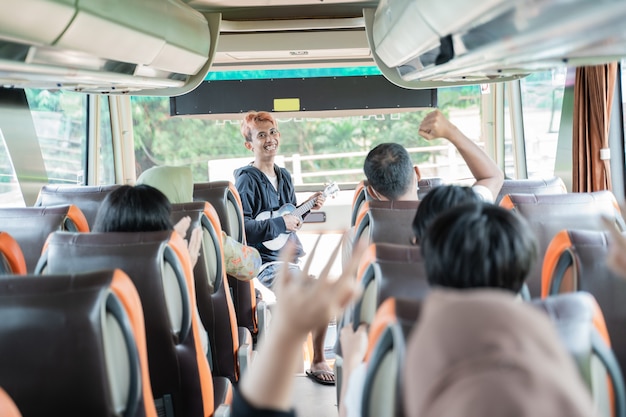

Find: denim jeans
256;262;301;290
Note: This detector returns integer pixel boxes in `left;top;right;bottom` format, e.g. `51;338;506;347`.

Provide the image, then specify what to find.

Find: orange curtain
573;63;618;192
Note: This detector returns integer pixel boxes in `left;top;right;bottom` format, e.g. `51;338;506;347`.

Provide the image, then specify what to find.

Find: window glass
0;132;21;207
98;97;115;185
25;90;87;184
131;85;481;186
515;70;566;179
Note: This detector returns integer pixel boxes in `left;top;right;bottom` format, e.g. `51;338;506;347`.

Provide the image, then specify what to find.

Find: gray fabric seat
0;269;154;417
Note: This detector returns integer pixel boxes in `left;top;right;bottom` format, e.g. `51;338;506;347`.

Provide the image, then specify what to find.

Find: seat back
0;269;157;417
0;232;26;275
544;229;626;376
352;200;421;255
496;176;567;204
417;177;443;199
37;231;217;417
532;292;626;417
35;184;121;229
171;201;242;382
194;181;245;242
193;181;258;336
368;200;420;245
350;180;368;227
350;178;441;227
354;243;429;326
0;205;88;272
500;191;624;297
361;297;421;417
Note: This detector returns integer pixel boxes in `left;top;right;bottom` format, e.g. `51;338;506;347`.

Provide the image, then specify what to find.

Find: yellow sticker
274;98;300;112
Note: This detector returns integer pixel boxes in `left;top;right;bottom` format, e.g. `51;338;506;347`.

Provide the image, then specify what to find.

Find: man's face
245;120;280;158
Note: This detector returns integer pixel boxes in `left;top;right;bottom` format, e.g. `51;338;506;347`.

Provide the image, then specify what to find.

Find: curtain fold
573;63;618;192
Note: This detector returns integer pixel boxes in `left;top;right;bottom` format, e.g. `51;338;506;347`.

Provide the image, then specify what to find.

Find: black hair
92;184;173;233
412;185;481;244
421;203;537;293
363;143;414;200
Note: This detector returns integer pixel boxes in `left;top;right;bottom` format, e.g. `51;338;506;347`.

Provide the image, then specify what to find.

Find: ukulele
255;182;339;250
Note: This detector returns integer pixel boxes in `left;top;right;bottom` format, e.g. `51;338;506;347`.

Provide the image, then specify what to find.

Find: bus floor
291;373;338;417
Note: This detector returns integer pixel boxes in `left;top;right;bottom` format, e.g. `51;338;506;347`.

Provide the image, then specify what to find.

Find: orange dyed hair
240;111;278;142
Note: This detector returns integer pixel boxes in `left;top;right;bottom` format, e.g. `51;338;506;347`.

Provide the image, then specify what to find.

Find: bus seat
417;177;443;199
350;180;368;227
499;191;624;297
349;178;441;227
352;201;371;247
171;201;252;382
360;297;421;417
0;205;88;272
532;292;626;417
368;200;420;246
193;181;245;242
37;230;230;417
193;181;265;342
336;243;427;406
543;229;626;375
496;176;567;204
35;184;121;229
0;232;26;275
0;388;21;417
0;269;157;417
353;242;428;327
351;200;421;256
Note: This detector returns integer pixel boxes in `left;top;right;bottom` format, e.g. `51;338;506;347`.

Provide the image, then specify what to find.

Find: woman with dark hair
92;184;173;233
93;184;202;266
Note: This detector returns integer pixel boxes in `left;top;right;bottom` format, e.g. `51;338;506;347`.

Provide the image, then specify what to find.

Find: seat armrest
334;355;344;406
213;376;233;407
255;300;271;345
214;404;231;417
238;326;253;375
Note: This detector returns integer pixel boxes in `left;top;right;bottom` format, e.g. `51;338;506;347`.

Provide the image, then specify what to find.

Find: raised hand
273;233;365;340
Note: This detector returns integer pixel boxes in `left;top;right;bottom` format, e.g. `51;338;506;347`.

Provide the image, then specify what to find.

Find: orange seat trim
0;232;26;275
169;231;215;414
66;205;90;232
499;194;515;210
364;298;397;362
110;269;158;417
541;230;573;298
202;203;242;372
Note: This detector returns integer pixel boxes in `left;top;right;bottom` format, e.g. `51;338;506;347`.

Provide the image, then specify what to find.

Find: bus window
24;90;87;185
131;87;484;187
98;98;115;185
505;70;566;179
0;133;20;207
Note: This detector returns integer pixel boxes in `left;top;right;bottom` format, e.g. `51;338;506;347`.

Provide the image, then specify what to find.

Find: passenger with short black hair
421;202;537;293
364;142;419;201
411;184;481;244
364;109;504;203
404;289;597;417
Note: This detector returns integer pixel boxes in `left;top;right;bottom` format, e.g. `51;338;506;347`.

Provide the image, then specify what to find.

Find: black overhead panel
170;75;437;119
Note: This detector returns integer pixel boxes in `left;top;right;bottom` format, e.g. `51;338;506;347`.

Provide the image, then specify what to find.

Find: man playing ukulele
235;111;334;385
